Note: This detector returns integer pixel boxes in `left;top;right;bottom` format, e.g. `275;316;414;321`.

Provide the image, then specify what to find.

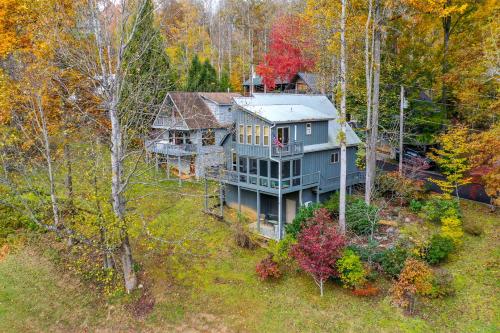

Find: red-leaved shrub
352;283;380;297
256;255;281;281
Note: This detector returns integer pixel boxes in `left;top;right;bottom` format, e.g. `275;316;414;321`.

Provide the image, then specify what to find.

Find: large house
242;72;325;96
147;92;240;178
220;94;364;240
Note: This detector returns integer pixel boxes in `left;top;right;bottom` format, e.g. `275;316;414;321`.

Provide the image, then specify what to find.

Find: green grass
1;178;499;332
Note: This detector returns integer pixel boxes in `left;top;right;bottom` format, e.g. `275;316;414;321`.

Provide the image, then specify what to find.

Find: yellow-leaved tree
428;126;471;199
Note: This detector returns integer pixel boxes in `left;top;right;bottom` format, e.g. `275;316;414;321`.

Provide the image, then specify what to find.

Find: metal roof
199;92;241;105
242;104;334;123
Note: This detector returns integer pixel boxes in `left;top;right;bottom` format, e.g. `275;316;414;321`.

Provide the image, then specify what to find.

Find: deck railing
153;116;185;128
220;170;320;191
271;141;304;157
145;140;197;156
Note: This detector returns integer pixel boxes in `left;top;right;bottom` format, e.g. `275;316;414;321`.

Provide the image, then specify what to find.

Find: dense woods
0;0;498;331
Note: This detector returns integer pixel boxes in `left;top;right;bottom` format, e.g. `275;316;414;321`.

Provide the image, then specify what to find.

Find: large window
255;125;261;145
259;160;268;177
231;153;237;171
202;130;215;146
331;152;339;164
263;126;270;146
292;159;301;177
270;161;279;178
246;125;252;144
277;126;290;145
249;158;257;175
239;157;247;173
282;160;290;178
239;125;244;144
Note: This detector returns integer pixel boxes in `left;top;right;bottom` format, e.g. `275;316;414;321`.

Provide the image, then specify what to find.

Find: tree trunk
338;0;348;235
441;0;452;115
320;279;324;297
64;142;74;212
365;0;373;189
365;0;381;205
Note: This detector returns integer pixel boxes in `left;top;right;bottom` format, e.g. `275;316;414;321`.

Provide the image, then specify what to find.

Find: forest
0;0;498;332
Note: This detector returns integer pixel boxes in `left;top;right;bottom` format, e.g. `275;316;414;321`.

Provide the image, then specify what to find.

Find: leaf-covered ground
1;182;499;332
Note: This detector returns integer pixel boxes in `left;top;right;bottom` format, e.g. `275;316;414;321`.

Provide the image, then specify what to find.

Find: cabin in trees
220;94;364;240
242;72;322;96
147;92;241;178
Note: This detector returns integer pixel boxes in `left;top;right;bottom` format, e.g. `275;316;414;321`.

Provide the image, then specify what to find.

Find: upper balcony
145;140;197;156
232;141;304;159
152;116;186;129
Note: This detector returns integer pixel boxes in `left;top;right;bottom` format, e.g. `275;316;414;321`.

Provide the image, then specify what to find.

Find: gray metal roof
242;75;290;86
233;94;361;146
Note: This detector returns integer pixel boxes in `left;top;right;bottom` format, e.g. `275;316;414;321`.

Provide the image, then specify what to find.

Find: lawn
1;178;499;332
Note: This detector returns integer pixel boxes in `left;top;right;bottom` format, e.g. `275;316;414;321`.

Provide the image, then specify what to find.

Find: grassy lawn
1;178;499;332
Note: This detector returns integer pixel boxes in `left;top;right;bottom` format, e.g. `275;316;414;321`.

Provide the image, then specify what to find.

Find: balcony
232;141;304;159
271;141;304;157
220;169;320;194
152;116;186;129
145;140;197;156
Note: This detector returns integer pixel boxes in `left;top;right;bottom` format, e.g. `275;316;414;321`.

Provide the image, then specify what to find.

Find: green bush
269;234;297;266
429;268;455;298
323;192;354;216
409;199;423;212
285;203;320;239
425;234;455;265
421;198;460;223
346;199;379;235
347;241;384;265
380;246;409;278
337;249;367;289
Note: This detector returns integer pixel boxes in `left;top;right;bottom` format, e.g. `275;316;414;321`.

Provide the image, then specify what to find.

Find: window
306;123;312;135
259;160;268;177
249;158;257;175
263;126;270;146
331;152;339;164
270;161;279;178
277;126;290;145
255;125;261;145
246;125;252;144
282;161;290;179
292;159;301;177
202;130;215;146
231;153;237;171
239;157;247;173
239;125;244;144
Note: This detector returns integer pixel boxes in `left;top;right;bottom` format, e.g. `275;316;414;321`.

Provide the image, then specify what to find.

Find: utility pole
399;85;404;177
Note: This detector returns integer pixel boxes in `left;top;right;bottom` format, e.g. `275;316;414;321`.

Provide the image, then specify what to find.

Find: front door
286;198;296;224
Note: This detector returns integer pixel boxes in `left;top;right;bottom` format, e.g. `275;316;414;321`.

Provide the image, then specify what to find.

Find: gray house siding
273;121;329;146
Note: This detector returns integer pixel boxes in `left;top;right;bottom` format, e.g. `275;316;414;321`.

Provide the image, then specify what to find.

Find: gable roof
199;92;241;105
168;92;221;129
296;72;319;92
242;75;290;86
242;104;334;123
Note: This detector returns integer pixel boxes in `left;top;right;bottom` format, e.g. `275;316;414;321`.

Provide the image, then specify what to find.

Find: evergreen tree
186;55;203;91
185;55;229;92
121;0;175;130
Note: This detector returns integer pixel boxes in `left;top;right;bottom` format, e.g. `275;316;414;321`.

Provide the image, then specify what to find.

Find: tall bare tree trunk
364;0;374;198
35;94;60;228
365;0;381;205
338;0;348;235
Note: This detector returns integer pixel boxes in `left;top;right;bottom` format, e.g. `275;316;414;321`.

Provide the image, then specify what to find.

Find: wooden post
316;186;320;203
219;182;224;218
155;153;158;175
278;193;282;240
299;188;303;206
178;156;182;186
204;177;208;211
237;186;241;213
256;190;261;232
399;85;404;177
166;155;170;179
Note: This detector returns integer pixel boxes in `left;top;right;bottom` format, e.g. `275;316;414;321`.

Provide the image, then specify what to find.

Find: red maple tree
290;210;346;296
256;14;315;90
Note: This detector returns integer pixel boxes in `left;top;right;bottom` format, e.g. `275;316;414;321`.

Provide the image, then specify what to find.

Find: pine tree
186;55;203;91
121;0;174;130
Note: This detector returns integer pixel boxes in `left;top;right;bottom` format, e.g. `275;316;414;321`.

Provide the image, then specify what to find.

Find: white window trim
239;125;244;144
255;125;261;145
330;152;339;164
246;125;253;145
306;123;312;135
263;125;270;146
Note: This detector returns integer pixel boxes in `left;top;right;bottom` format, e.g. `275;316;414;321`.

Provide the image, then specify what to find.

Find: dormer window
306;123;312;135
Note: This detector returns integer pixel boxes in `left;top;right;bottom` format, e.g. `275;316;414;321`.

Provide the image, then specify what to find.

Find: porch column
256;190;260;232
316;186;320;203
166;155;170;179
219;182;224;218
299;189;303;206
278;193;282;240
178;156;182;186
155;153;158;174
349;185;352;195
237;186;241;213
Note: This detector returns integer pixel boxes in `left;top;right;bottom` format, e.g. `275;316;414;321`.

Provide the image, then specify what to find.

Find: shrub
323;192;354;216
255;255;281;281
352;283;380;297
348;241;384;266
440;216;464;245
285;203;320;239
421;198;460;223
337;249;367;289
232;223;257;249
380;246;409;278
269;234;297;266
346;199;379;236
429;268;455;298
391;258;434;314
425;234;455;265
376;172;425;204
409;199;423;212
463;221;483;236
